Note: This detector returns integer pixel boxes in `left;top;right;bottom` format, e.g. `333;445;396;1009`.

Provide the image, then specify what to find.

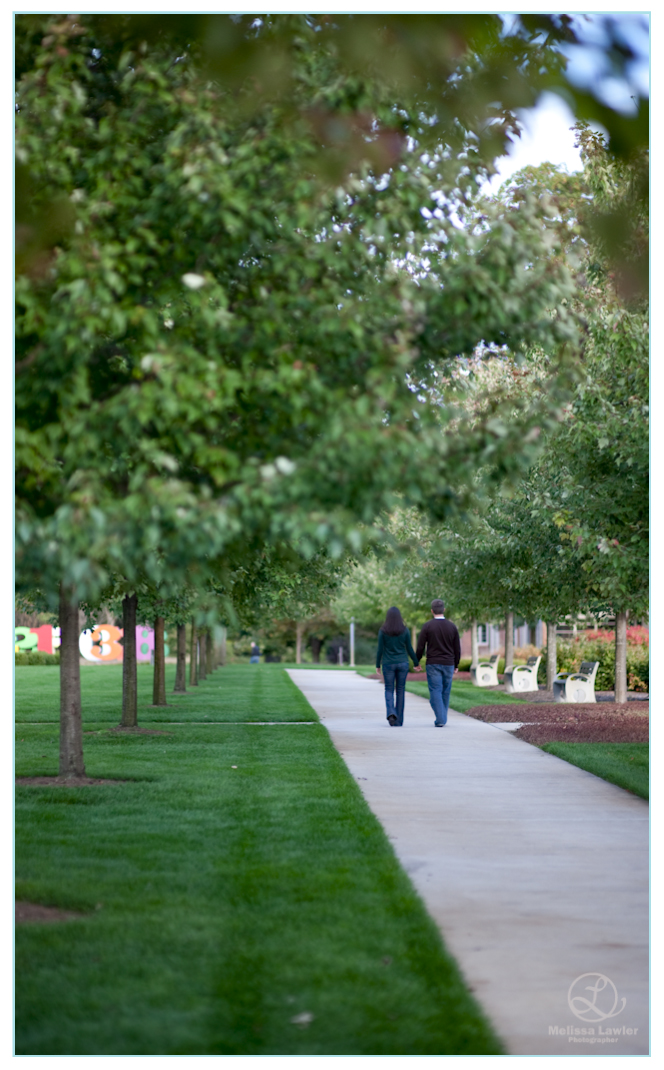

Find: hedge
15;652;60;666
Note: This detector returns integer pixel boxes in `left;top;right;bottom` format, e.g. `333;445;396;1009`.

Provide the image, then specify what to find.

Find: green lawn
540;742;649;800
15;662;338;724
15;664;503;1055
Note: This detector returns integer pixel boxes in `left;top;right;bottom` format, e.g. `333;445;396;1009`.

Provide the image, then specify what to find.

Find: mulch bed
465;702;645;723
464;702;649;744
15;901;86;924
16;776;132;786
514;720;649;744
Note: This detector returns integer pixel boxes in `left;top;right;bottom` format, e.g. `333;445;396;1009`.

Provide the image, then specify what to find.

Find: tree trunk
152;616;167;705
189;621;198;686
470;618;479;668
504;610;514;671
174;623;187;693
296;621;304;664
198;630;207;681
310;636;322;664
546;621;557;690
121;593;138;726
59;583;85;777
218;626;227;667
206;628;214;675
411;625;417;650
615;609;628;702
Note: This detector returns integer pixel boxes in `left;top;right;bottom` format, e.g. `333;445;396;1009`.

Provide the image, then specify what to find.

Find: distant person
249;641;260;664
416;599;460;727
376;606;422;726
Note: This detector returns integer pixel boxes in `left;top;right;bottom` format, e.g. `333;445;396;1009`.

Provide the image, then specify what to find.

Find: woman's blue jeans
383;661;409;725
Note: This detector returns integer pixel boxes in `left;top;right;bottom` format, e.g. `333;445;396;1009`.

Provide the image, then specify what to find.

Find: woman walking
376;606;421;726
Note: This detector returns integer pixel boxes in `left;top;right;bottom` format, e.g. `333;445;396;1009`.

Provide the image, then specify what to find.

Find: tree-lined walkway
287;669;648;1055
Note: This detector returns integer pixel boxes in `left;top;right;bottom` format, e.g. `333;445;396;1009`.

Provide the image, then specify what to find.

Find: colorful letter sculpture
16;625;167;662
79;626;167;662
15;625;61;654
79;626;125;662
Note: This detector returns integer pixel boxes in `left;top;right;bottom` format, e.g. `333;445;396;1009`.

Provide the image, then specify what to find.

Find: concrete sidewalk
287;669;649;1056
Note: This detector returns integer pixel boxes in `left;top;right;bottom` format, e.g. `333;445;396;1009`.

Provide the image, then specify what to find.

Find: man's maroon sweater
416;617;461;666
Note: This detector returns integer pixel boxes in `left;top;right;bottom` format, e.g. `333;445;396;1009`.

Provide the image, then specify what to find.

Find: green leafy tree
331;509;439;646
522;130;648;699
435;128;649;695
221;542;347;663
15;16;647;771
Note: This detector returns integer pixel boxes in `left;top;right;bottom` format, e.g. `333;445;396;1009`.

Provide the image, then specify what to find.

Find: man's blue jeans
382;661;409;725
426;664;455;725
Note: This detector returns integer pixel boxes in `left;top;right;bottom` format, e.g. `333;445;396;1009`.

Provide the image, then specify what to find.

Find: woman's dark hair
381;606;406;637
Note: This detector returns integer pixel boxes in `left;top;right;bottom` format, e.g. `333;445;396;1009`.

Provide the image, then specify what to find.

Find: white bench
471;654;499;687
504;655;542;694
552;660;600;703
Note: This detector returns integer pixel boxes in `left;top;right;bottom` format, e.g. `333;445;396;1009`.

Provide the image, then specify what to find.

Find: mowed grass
15;665;503;1055
405;679;525;713
540;742;649;800
15;663;324;724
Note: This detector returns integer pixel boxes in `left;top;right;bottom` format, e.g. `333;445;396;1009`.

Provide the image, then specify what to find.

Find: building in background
459;621;547;659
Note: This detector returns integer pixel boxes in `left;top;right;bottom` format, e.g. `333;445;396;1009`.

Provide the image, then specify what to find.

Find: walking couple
376;599;460;727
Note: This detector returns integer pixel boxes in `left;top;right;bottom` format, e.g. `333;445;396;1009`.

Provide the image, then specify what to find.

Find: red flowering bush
541;628;649;692
582;626;649;646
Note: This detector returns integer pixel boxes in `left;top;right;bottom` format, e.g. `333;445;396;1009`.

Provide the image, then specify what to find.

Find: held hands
413;665;424;673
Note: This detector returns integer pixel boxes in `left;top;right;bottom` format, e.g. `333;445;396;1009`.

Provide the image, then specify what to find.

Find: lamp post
350;617;355;668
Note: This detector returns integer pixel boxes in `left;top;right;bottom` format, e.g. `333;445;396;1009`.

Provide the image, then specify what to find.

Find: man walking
415;599;460;727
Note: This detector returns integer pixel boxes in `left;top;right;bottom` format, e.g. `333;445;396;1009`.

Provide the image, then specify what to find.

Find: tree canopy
16;12;592;610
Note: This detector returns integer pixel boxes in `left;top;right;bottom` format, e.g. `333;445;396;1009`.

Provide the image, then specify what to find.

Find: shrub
513;644;542;661
455;656;510;674
326;635;349;664
232;633;293;661
262;640;293;661
15;651;60;666
541;630;649;692
330;634;379;665
354;636;377;665
231;636;255;660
